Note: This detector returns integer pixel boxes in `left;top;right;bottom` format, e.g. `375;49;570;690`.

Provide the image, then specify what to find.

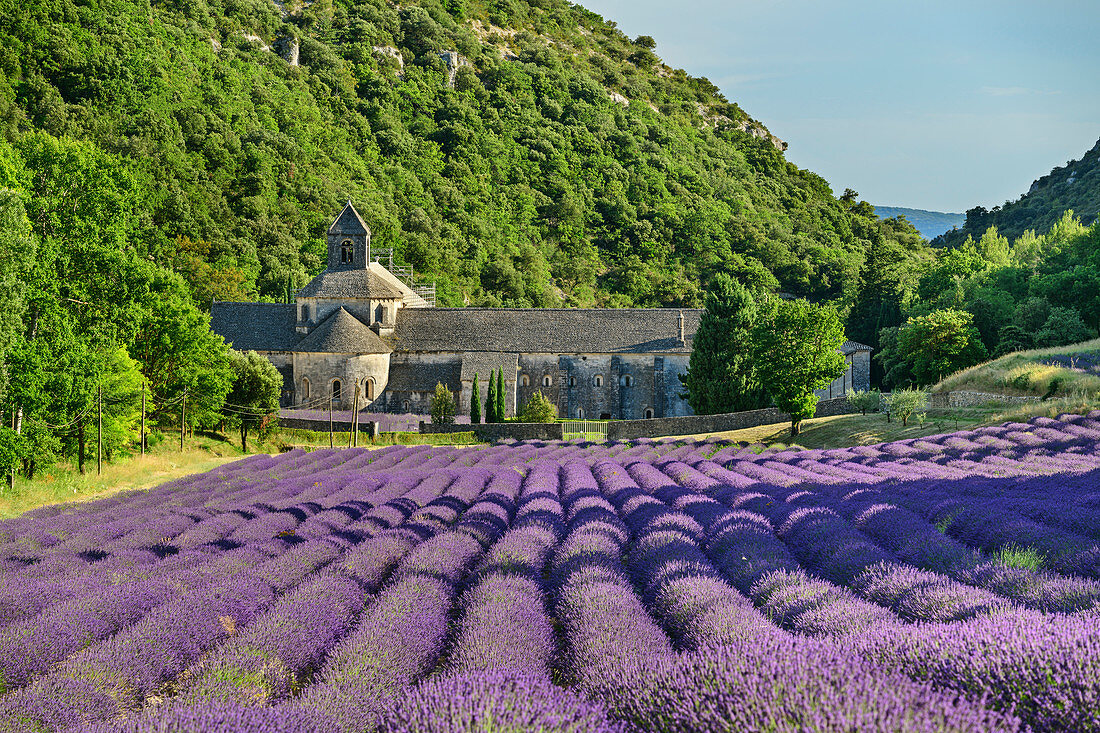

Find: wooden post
7;411;14;492
140;382;146;457
351;382;360;448
97;384;103;476
328;397;334;449
180;390;186;452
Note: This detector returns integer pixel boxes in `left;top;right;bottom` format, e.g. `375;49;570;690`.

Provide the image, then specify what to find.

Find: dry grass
0;435;245;519
676;410;989;450
672;396;1100;451
934;339;1100;399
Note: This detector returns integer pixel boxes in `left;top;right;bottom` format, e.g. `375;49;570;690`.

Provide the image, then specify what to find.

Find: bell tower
327;200;371;270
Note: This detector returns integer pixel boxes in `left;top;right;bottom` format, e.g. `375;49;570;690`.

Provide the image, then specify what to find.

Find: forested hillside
935;138;1100;248
0;0;927;309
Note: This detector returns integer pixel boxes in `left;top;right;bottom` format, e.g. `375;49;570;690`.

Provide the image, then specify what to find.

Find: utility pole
180;390;186;452
97;384;103;476
7;412;14;492
328;395;334;449
351;382;360;448
140;382;146;457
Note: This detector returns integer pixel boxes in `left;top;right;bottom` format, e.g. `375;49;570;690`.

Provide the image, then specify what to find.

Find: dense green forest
935;138;1100;248
0;0;929;308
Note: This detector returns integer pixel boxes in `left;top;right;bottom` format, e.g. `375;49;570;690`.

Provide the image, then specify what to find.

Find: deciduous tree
896;309;988;386
222;350;281;451
430;382;456;425
518;390;557;423
750;298;846;436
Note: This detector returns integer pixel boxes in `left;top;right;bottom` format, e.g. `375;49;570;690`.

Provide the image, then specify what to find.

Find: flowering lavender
377;670;623;732
179;573;366;705
0;413;1098;730
607;636;1021;732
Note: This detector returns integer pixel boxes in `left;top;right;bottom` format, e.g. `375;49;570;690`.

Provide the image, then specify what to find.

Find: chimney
677;310;685;347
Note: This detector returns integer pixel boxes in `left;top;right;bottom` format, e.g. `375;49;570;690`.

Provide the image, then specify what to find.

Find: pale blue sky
578;0;1100;212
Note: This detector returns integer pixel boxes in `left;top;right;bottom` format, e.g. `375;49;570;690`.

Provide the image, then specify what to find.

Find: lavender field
3;414;1100;732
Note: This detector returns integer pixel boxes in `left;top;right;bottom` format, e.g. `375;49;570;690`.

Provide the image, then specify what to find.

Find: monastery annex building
212;203;871;419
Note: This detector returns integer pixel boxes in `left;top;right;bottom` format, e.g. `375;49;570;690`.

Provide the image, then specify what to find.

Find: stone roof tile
296;308;391;354
297;269;404;300
210;303;299;351
385;361;462;393
328;201;370;235
460;352;519;381
392;308;702;354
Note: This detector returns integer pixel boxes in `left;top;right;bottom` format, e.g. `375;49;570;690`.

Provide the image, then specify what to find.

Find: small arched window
340;239;353;264
331;379;342;400
644;408;654;419
301;378;310;400
403;400;410;412
542;375;552;387
621;374;634;387
520;374;530;387
375;303;384;323
593;375;603;387
364;378;375;400
569;376;576;387
576;407;585;419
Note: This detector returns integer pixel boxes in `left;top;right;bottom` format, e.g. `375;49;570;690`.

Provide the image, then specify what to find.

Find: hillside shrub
430;383;456;425
846;389;882;415
518;391;557;423
885;389;928;427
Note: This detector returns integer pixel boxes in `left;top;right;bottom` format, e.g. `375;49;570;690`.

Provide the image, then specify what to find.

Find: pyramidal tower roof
328;200;370;236
296;307;391;354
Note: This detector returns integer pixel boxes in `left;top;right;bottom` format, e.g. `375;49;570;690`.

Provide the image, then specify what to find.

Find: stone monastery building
212;203;871;419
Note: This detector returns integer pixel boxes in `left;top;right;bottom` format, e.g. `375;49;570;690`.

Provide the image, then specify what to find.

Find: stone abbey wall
293;352;390;411
605;397;853;441
421;421;565;441
514;353;691;421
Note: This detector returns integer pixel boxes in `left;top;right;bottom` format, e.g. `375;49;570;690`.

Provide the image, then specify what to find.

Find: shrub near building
518;391;557;423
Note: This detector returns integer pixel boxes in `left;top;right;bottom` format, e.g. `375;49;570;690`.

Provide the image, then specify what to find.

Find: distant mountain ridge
934;138;1100;247
873;206;965;240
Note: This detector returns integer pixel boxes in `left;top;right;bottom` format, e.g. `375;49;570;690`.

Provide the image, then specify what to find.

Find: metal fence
561;420;609;441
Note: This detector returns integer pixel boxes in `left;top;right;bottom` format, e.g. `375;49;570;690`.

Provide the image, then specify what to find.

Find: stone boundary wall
280;417;380;438
928;391;1042;409
606;397;853;441
421;421;564;441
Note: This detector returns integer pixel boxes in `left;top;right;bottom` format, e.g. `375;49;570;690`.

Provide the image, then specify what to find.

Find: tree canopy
0;0;930;310
878;309;988;388
222;350;282;451
750;298;846;436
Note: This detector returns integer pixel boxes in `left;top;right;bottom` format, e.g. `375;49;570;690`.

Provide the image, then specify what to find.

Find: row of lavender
0;412;1098;730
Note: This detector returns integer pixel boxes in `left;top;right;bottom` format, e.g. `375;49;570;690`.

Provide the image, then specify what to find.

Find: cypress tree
496;368;507;420
486;370;498;423
680;274;769;415
470;373;482;424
